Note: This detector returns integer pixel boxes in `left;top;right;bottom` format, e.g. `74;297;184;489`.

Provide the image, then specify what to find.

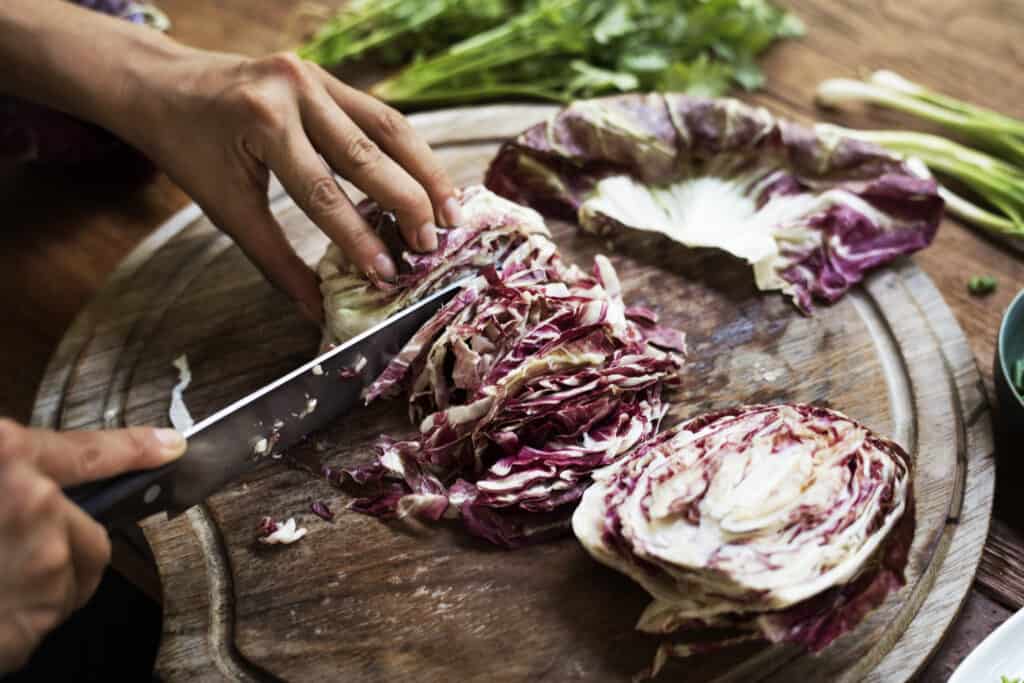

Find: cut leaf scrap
571;403;915;677
485;93;944;312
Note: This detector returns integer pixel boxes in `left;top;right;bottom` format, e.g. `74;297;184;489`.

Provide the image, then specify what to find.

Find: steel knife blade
67;278;469;525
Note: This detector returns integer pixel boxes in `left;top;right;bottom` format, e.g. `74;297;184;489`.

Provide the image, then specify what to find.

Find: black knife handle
65;461;179;525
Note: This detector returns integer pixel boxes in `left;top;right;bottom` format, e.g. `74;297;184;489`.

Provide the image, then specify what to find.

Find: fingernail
442;197;464;228
372;253;397;282
418;222;438;251
154;429;187;459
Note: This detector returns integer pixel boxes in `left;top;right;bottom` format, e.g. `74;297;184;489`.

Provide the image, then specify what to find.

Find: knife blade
67;278;469;525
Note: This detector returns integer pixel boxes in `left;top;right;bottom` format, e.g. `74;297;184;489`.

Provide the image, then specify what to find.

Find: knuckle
392;185;431;216
23;477;61;519
32;535;71;577
344;226;378;255
305;176;346;217
422;166;453;194
343;135;381;170
373;106;412;139
259;52;310;87
234;84;287;132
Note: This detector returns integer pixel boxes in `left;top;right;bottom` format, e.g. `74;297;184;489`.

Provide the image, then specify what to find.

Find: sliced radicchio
571;403;914;677
318;199;686;545
257;516;308;545
484;94;944;313
317;185;555;346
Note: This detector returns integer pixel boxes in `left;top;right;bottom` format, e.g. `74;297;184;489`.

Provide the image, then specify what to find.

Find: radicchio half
571;403;914;676
484;94;944;313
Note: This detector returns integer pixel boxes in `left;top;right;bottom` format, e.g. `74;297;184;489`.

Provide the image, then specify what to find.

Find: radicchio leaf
484;94;944;313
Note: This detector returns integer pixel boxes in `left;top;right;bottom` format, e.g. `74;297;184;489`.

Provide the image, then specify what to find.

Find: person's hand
0;420;186;673
113;49;463;322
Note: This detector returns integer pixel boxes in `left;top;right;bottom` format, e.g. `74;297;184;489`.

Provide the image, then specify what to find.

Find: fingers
262;129;398;282
300;86;439;252
60;496;109;610
0;419;186;488
210;199;324;322
313;68;463;230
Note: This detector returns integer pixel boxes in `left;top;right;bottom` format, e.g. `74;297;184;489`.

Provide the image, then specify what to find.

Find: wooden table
1;0;1021;680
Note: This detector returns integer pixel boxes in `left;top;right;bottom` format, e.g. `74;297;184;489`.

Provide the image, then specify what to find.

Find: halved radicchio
316;187;686;547
571;403;914;676
485;94;944;312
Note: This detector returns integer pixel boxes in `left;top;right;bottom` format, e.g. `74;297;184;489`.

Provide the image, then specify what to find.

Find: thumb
0;419;187;487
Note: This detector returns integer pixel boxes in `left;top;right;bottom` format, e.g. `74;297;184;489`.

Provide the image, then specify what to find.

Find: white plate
949;607;1024;683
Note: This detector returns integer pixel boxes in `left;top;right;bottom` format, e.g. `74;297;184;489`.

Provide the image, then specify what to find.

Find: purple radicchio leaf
484;93;944;313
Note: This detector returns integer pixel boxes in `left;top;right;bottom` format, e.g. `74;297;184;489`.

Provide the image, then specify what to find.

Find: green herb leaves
300;0;802;106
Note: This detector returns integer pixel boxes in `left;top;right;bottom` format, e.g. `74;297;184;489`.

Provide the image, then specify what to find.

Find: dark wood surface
2;0;1022;679
32;113;991;681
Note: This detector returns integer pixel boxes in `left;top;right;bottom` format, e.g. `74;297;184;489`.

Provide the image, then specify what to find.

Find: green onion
817;71;1024;166
1014;358;1024;395
816;72;1024;240
817;124;1024;239
967;275;997;296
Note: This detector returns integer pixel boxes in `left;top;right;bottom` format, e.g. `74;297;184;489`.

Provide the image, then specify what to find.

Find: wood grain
29;105;993;681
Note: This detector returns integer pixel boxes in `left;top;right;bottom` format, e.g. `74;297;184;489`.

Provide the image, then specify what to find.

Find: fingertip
153;429;187;461
417;221;438;252
371;252;397;282
441;196;464;229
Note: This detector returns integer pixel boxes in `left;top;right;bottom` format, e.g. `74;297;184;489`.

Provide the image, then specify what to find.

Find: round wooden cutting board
32;105;994;683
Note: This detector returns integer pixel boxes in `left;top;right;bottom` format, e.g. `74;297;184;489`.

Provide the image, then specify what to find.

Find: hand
0;420;186;673
114;49;463;322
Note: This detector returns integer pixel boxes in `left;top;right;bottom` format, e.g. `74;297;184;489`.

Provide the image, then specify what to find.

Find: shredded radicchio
257;516;308;545
311;501;335;522
571;403;915;676
315;186;685;547
484;94;944;313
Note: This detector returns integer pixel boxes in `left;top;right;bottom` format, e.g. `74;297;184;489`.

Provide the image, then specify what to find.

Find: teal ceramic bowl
995;288;1024;436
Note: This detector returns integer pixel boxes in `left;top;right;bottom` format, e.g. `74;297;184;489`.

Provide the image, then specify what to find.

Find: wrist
0;1;192;145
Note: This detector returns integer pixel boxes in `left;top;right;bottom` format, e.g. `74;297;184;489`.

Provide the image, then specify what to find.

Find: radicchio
484;94;944;313
317;185;555;346
571;403;914;676
316;188;686;546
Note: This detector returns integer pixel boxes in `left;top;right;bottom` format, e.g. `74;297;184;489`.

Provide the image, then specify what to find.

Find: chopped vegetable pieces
317;186;685;546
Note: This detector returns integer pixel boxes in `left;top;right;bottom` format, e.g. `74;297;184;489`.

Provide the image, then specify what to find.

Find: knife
67;278;469;525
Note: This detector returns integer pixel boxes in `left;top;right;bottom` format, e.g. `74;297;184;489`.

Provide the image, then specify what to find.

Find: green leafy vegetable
300;0;802;106
967;275;997;295
1002;676;1022;683
1014;358;1024;396
298;0;518;67
816;72;1024;240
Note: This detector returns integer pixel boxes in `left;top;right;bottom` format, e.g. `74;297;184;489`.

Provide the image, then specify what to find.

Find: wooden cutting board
31;105;994;682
